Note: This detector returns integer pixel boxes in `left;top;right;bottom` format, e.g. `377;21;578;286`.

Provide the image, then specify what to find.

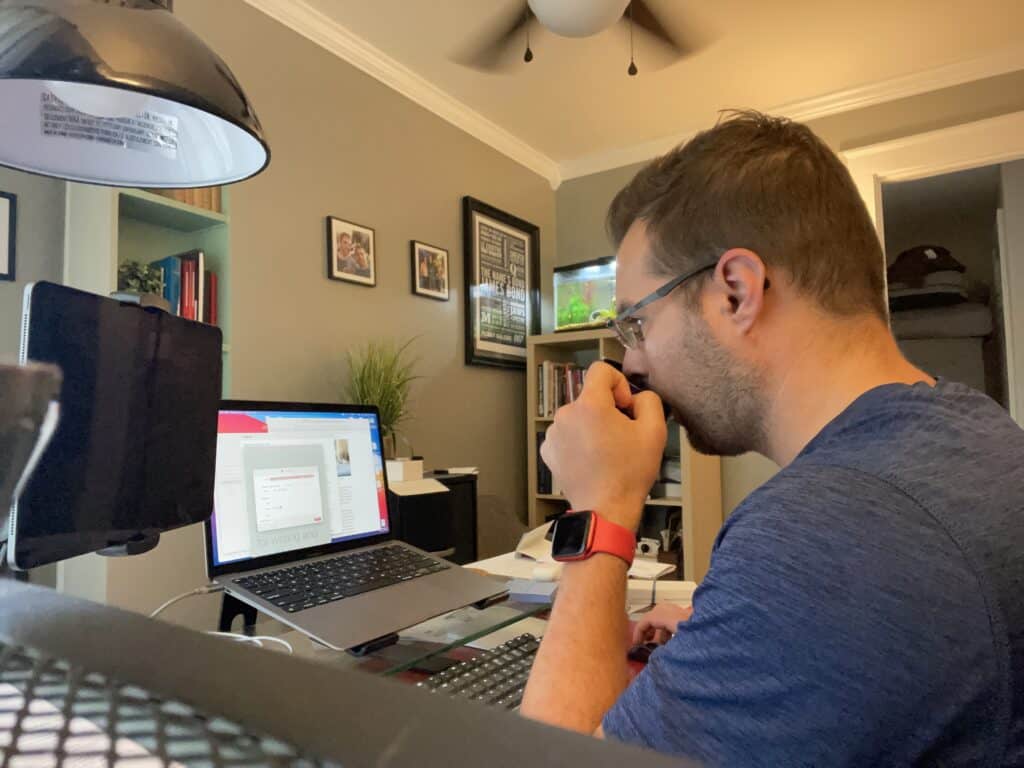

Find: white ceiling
252;0;1024;184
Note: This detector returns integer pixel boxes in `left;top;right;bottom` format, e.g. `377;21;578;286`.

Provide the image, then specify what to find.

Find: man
521;111;1024;765
336;232;355;273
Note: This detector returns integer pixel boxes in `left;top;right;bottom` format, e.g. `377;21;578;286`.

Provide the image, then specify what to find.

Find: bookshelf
527;329;724;581
63;183;232;393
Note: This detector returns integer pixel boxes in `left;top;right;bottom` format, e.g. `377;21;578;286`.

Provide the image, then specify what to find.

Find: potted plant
116;260;169;310
343;338;419;459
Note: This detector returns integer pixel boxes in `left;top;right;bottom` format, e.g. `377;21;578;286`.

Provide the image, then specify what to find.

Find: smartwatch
551;510;636;566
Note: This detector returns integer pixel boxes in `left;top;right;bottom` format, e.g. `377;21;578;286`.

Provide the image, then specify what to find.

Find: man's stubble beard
655;314;768;458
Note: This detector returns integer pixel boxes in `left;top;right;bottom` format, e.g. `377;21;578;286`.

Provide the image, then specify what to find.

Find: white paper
515;521;555;562
470;548;675;580
389;478;449;496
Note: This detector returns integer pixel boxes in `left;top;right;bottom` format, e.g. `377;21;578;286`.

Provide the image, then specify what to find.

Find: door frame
842;110;1024;421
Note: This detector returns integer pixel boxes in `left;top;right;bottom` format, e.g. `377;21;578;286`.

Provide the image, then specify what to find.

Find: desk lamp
0;0;269;187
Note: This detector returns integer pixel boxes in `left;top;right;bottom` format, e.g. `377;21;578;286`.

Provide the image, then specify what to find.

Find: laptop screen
209;406;389;568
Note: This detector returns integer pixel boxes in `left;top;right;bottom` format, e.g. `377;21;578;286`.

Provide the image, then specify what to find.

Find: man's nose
622;347;646;380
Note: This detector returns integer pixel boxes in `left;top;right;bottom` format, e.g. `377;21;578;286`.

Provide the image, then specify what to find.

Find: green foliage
557;288;592;327
118;261;164;294
344;338;419;437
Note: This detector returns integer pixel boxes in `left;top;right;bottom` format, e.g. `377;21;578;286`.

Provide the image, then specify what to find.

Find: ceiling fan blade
629;0;700;57
452;2;534;71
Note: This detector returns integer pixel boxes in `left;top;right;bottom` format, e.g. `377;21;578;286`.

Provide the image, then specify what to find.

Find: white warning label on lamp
40;91;179;159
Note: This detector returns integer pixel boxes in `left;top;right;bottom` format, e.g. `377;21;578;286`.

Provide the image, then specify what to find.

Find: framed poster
462;196;540;369
326;215;376;286
0;191;16;282
411;240;450;301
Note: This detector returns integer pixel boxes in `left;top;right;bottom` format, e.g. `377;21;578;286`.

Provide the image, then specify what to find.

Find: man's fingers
580;361;633;411
631;390;667;428
632;620;652;645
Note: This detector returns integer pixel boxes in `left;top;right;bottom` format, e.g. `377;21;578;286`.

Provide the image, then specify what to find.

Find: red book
183;261;195;320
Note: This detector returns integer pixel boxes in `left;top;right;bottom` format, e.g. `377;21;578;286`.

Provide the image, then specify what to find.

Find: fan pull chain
524;9;534;62
628;1;638;75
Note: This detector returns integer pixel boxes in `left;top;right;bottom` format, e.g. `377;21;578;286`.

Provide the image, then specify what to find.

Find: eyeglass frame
606;260;719;349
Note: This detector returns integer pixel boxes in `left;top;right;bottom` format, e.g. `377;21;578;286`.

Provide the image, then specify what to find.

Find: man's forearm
520;553;630;733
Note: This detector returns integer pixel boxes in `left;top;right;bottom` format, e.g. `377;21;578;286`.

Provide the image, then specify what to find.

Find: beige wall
174;0;556;556
0;169;65;361
554;68;1024;514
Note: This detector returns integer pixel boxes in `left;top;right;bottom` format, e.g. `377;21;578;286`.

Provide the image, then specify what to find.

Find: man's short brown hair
607;110;886;319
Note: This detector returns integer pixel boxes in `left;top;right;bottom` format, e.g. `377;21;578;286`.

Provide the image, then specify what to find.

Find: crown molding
244;0;1024;190
243;0;562;188
559;44;1024;182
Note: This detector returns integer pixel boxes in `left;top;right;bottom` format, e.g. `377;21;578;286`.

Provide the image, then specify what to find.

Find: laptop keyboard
417;633;540;710
232;544;450;613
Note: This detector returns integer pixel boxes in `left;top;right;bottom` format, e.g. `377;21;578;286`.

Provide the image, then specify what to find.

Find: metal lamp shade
0;0;269;187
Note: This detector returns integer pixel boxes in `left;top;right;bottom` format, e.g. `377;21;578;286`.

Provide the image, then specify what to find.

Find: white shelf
646;497;683;507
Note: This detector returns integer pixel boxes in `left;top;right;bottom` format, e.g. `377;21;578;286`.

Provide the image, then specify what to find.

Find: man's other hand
632;603;693;646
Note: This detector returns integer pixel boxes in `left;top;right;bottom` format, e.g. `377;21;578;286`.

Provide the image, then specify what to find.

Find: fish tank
554;256;617;332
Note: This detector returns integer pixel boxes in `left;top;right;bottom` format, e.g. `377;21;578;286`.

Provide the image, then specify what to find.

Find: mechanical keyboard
417;633;541;710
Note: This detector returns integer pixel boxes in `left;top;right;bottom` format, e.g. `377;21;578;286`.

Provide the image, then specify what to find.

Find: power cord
149;584;223;618
150;586;292;654
205;632;293;654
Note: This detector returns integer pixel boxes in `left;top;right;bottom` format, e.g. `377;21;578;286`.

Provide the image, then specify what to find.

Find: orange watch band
588;512;636;566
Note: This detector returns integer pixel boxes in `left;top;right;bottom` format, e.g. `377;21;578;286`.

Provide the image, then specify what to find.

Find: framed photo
0;191;16;282
326;215;376;286
462;196;540;369
411;241;450;301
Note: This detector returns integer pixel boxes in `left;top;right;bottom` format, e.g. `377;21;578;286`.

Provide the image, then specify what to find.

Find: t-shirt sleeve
601;465;993;765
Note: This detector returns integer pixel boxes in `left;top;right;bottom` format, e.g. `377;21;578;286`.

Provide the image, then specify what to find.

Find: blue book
151;255;181;315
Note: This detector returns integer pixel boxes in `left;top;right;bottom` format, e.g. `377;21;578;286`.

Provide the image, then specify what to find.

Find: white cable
205;631;293;654
149;584;222;618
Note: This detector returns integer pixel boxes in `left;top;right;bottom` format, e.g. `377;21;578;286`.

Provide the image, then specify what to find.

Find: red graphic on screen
218;413;268;434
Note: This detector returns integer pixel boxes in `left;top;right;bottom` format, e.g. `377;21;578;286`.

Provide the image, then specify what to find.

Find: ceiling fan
456;0;701;76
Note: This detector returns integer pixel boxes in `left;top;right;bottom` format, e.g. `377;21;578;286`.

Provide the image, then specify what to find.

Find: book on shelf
537;361;585;418
152;254;181;315
150;250;217;325
535;431;562;496
536;431;552;494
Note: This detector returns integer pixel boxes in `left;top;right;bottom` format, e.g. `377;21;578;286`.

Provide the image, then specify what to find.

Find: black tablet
9;281;222;570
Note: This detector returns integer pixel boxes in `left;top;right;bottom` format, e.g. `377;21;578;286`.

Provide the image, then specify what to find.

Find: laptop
204;400;506;651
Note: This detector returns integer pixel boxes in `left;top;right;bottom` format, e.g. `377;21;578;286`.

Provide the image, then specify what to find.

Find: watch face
552;512;592;558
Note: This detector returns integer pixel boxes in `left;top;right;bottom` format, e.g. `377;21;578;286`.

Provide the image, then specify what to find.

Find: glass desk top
265;599;550;677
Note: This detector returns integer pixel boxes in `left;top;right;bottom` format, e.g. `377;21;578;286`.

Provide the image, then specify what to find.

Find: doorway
881;165;1009;409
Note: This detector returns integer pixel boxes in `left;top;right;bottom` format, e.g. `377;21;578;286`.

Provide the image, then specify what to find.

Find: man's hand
540;362;667;532
632;603;693;646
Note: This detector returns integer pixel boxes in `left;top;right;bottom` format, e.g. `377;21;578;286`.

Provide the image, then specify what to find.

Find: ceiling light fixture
527;0;630;38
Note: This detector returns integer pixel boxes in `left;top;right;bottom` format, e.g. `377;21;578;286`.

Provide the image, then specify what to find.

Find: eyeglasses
607;262;718;349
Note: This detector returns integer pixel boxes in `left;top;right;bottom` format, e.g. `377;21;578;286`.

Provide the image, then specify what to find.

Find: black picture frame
0;191;16;282
462;196;541;369
410;240;450;301
326;215;376;287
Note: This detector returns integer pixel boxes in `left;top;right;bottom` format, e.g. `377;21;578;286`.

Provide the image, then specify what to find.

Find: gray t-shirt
603;380;1024;766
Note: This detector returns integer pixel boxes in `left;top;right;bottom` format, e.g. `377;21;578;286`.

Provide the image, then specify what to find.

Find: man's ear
714;248;768;334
